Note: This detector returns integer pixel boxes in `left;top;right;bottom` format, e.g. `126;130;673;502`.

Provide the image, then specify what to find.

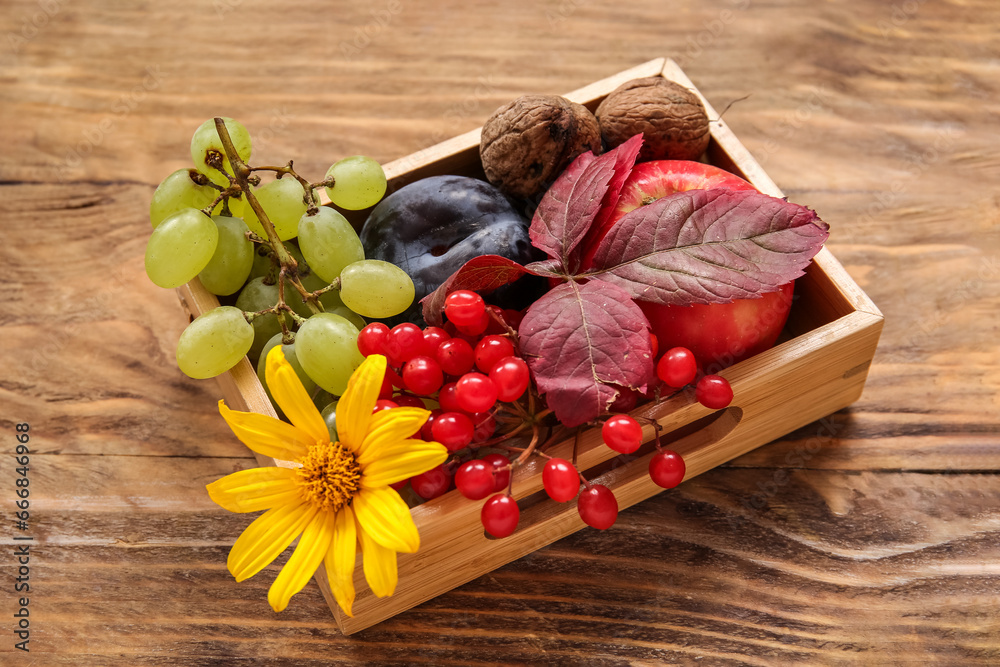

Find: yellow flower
207;347;447;616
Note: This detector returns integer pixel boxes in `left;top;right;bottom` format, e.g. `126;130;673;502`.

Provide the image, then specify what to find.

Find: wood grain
1;0;998;663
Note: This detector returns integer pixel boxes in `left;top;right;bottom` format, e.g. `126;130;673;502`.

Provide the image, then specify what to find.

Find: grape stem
309;277;341;297
211;117;323;318
248;163;327;216
249;164;336;217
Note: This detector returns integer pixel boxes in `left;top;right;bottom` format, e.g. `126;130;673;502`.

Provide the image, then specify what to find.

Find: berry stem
513;423;542;467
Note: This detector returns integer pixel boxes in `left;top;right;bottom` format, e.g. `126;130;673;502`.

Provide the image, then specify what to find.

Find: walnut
596;77;711;161
480;94;602;199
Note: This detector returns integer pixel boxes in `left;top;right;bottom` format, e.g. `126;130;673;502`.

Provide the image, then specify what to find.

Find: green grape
320;400;338;441
243;177;307;241
329;306;366;331
318;289;344;311
234;276;316;361
297;207;365;283
291;241;328;293
325;156;387;210
176;306;254;379
245;241;325;316
256;332;317;397
145;208;218;288
251;239;309;283
338;260;415;318
190;117;252;187
234;277;284;362
294;312;364;396
149;169;217;228
198;216;254;296
220;194;245;219
313;388;335;411
250;244;277;282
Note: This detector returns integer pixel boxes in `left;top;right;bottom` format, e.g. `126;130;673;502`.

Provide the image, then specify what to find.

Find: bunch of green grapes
144;117;415;400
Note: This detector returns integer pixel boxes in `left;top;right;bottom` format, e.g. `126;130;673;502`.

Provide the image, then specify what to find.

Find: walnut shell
596;77;710;161
480;94;602;199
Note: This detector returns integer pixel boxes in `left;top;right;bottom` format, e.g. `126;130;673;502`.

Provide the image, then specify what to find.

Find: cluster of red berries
654;344;735;410
360;290;733;541
357;290;525;509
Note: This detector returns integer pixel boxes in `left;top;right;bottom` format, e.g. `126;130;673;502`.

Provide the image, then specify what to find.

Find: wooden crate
176;57;883;635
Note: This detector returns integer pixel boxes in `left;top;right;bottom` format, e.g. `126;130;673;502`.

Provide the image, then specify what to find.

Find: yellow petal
336;354;386;453
268;509;335;612
219;400;311;461
207;467;301;513
358;437;436;470
358;519;398;598
355;408;431;466
360;441;448;488
353;486;420;554
324;504;357;617
228;501;316;582
265;346;328;445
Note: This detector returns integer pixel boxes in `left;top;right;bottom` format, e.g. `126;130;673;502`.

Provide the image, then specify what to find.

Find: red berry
384;365;405;389
474;335;515;374
437;382;461;412
489;356;529;402
696;374;733;409
542;458;579;502
484;305;508;335
649;332;659;359
455;373;498;413
444;290;486;328
469;411;496;442
436;338;475;376
577;484;618;529
649;450;686;489
392;394;426;409
378;373;394;399
389;479;408;491
420;408;443;441
455;459;496;500
657;347;698;388
501;308;524;331
483;453;511;492
455;309;490;337
410;464;451;500
602;415;643;454
431;411;474;451
357;322;389;357
422;326;450;351
402;355;444;396
481;493;519;538
383;323;426;365
373;399;397;413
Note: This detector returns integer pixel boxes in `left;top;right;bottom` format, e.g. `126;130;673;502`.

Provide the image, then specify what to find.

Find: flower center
294;441;362;513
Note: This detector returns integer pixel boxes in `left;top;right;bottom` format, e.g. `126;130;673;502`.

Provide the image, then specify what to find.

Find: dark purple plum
360;175;543;323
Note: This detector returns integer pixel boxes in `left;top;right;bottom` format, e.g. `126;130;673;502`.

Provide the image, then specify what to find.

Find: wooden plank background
1;0;998;664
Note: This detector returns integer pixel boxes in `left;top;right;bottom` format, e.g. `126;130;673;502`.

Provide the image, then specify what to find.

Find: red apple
583;160;795;372
638;281;794;373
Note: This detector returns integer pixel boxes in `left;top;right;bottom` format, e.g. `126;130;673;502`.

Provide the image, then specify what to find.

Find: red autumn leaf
420;255;532;325
529;135;643;272
576;134;644;263
518;279;654;427
522;258;565;278
587;188;830;305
